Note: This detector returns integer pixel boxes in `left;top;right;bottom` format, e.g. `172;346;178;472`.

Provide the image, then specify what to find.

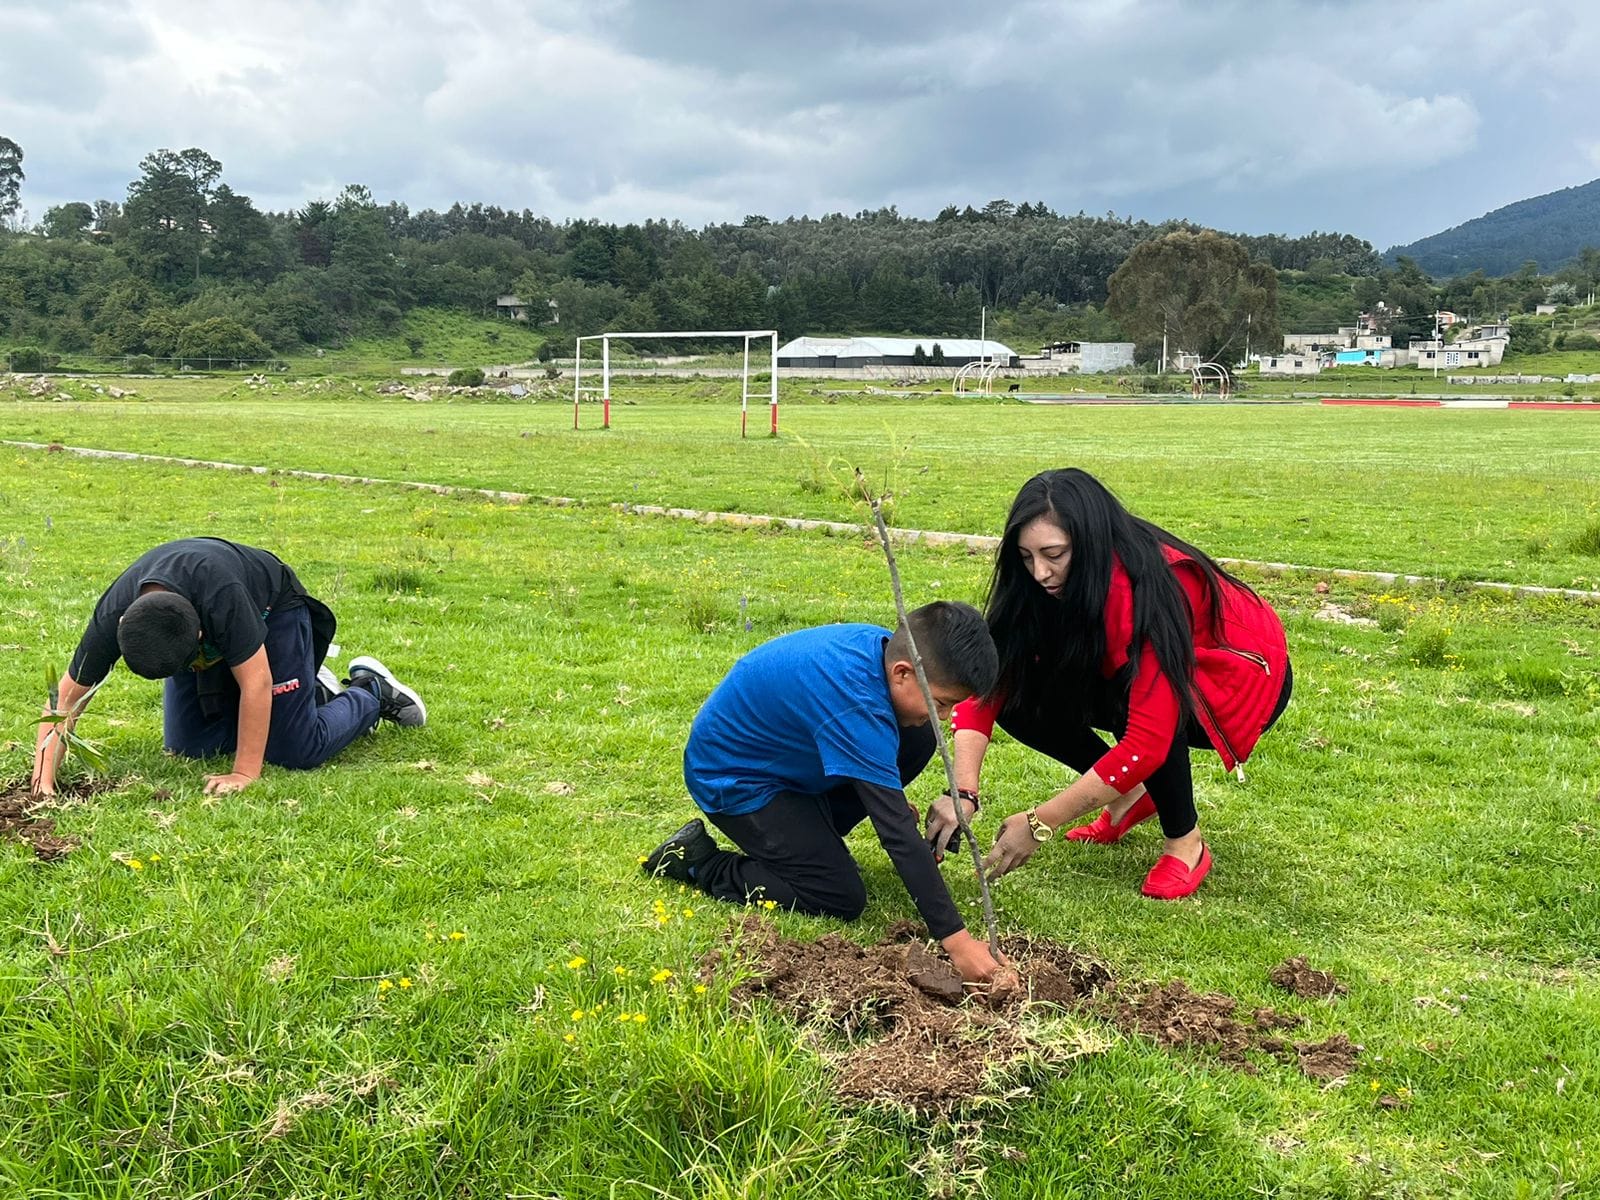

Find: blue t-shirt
684;624;903;815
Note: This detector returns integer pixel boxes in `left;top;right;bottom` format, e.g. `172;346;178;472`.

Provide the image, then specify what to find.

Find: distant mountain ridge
1383;177;1600;278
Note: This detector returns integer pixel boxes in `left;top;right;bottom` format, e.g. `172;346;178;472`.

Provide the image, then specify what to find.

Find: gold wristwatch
1025;810;1054;842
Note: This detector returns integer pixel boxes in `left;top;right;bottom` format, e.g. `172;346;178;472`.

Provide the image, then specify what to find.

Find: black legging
997;662;1293;841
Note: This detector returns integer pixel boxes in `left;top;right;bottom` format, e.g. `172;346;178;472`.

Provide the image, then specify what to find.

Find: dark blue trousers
163;605;380;770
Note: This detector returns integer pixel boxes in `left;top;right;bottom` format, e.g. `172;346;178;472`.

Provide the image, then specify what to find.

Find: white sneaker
348;656;427;727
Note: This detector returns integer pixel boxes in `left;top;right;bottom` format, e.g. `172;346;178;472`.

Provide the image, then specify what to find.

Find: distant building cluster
1263;311;1512;376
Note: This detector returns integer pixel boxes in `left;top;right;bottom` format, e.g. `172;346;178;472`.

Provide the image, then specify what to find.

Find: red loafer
1064;794;1158;844
1141;843;1212;899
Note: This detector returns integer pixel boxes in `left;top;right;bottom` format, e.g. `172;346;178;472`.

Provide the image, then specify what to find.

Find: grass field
1;387;1598;1197
6;377;1600;590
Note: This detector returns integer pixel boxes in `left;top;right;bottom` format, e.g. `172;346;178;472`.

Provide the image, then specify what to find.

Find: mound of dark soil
0;777;109;861
1269;955;1348;999
707;918;1360;1111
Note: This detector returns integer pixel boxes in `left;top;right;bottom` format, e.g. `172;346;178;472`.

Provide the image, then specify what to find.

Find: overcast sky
3;0;1597;250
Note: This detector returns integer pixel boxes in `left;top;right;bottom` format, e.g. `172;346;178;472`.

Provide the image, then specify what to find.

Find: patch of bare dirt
0;776;111;861
707;918;1360;1112
1270;955;1348;999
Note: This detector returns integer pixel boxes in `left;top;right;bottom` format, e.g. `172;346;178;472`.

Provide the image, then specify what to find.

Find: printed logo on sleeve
271;677;301;697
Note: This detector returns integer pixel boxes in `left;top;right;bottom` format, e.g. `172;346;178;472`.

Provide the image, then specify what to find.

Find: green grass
284;307;549;374
1;402;1598;1197
7;377;1600;590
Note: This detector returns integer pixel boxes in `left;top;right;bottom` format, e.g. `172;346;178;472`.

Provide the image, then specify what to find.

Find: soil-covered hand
203;772;257;796
924;792;976;862
983;812;1044;881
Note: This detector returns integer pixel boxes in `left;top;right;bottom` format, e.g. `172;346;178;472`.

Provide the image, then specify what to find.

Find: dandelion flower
761;899;778;911
613;966;629;977
149;853;162;863
378;980;394;992
632;1013;647;1024
563;1032;575;1043
566;956;587;970
127;859;144;871
571;1008;585;1021
682;908;695;918
448;931;466;941
617;1011;633;1023
651;969;673;985
399;977;412;989
637;855;649;865
694;984;708;995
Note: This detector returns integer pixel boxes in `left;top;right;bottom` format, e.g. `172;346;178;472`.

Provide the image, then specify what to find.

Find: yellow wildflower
761;899;777;911
398;977;412;989
127;859;144;871
571;1008;585;1021
682;908;695;918
632;1013;647;1024
149;853;162;863
613;966;629;977
448;931;466;941
378;979;394;992
566;956;587;970
694;984;708;995
651;969;673;984
563;1032;575;1043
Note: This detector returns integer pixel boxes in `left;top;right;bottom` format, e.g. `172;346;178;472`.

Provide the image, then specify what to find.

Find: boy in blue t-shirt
644;601;1003;985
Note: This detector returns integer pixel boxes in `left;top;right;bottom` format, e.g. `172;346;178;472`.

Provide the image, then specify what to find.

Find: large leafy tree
0;136;23;224
123;147;222;286
1107;230;1280;366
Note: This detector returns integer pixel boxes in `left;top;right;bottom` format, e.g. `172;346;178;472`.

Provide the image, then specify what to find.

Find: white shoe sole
348;655;427;726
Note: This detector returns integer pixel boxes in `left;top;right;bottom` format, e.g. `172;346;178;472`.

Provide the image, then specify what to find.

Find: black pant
163;605;381;770
998;662;1293;841
693;723;936;920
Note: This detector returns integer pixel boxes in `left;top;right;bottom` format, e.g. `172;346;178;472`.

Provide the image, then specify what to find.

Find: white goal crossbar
572;329;779;436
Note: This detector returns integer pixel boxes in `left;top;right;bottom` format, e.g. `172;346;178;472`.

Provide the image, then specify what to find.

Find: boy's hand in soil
941;928;1004;984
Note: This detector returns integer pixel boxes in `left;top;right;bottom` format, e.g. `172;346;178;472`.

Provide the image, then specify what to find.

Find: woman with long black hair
924;468;1292;899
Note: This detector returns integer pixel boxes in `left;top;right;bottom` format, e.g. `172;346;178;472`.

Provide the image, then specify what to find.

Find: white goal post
572;329;779;436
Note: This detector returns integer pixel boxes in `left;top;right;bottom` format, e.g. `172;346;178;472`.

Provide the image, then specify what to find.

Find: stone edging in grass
10;440;1600;603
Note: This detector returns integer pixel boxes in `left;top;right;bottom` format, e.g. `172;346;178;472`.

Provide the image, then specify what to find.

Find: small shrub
8;346;55;372
683;593;721;633
369;565;430;593
1562;332;1600;351
125;354;155;374
405;335;424;357
536;342;554;363
1398;602;1455;668
447;367;485;387
1567;520;1600;557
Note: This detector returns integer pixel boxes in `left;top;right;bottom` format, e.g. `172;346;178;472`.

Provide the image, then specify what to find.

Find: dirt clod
1296;1033;1363;1080
1270;955;1348;999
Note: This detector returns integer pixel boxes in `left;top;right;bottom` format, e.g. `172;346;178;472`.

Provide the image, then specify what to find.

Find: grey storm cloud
1;0;1597;247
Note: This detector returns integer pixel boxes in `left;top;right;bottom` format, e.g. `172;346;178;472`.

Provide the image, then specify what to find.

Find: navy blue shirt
684;624;902;815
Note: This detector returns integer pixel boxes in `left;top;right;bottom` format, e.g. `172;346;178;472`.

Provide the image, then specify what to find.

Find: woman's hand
982;812;1046;881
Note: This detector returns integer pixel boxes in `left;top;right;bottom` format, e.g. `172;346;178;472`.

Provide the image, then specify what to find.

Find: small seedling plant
30;662;107;795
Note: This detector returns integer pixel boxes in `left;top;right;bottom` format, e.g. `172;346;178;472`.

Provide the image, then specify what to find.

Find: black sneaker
642;818;717;882
348;656;427;727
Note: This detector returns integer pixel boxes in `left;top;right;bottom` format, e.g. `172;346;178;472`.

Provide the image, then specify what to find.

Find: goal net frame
572;329;779;437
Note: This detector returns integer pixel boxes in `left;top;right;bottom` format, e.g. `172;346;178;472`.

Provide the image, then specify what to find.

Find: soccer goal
572;329;779;436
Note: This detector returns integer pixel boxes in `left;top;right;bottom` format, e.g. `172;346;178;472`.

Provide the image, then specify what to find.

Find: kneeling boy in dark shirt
644;601;1002;984
31;537;425;797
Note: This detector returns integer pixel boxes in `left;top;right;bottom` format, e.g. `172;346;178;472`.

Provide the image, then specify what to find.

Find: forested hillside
1384;177;1600;278
0;145;1380;362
